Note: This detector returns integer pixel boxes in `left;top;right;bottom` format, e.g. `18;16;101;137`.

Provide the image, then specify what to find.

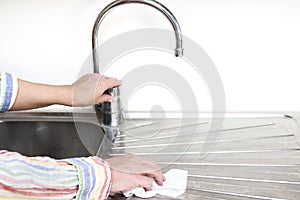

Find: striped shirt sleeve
66;157;112;200
0;70;19;112
0;151;112;200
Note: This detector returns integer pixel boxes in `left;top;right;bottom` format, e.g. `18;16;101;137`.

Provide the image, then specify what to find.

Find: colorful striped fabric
67;157;112;200
0;71;112;199
0;150;78;199
0;151;112;199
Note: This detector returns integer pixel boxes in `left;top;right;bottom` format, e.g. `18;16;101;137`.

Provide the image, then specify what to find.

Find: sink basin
0;111;105;159
1;110;300;199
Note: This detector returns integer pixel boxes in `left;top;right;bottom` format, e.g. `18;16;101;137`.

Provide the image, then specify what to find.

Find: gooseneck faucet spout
92;0;183;142
92;0;183;73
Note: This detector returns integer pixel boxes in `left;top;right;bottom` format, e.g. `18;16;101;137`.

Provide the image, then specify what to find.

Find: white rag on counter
123;169;188;198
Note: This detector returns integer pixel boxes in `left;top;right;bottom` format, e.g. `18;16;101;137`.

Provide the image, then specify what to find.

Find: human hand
106;154;166;193
71;74;121;107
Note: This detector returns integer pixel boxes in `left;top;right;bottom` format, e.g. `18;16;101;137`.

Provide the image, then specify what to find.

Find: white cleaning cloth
123;169;188;198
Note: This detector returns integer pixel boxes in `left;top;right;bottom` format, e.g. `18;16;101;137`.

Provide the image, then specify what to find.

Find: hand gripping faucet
92;0;183;142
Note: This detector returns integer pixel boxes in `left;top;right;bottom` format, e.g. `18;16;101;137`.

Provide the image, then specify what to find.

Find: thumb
98;94;113;103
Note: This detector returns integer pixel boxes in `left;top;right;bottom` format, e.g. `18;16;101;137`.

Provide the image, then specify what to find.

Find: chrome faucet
92;0;183;141
92;0;183;73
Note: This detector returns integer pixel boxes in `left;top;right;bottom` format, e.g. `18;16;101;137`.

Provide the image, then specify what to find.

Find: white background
0;0;299;112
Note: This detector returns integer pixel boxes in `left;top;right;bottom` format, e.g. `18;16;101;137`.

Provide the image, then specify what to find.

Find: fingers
143;170;165;186
109;170;155;192
107;154;166;193
127;154;165;186
138;161;164;186
98;94;113;102
144;172;164;186
107;154;166;192
99;75;121;94
93;75;121;104
71;74;121;106
135;174;154;191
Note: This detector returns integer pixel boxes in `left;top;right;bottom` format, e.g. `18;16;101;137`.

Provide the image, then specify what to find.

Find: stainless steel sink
1;110;300;199
0;111;105;159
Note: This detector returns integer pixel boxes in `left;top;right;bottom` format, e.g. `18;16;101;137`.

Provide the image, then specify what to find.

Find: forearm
10;79;73;111
0;71;121;111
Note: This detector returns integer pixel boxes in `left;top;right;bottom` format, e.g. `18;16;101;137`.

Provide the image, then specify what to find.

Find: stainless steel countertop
109;113;300;200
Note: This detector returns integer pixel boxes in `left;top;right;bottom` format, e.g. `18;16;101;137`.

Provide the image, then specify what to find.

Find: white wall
0;0;299;112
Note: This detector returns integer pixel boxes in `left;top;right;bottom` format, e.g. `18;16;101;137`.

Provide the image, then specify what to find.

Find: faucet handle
95;86;124;127
104;86;121;97
102;86;123;113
